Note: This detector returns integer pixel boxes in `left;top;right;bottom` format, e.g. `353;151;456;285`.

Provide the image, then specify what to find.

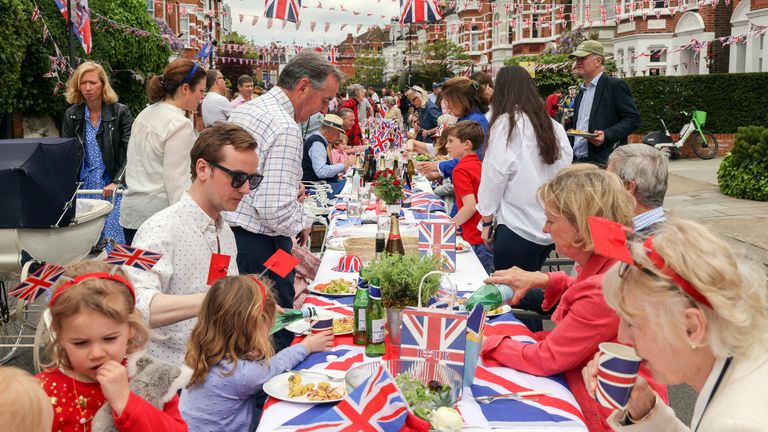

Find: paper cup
311;318;334;334
595;342;642;410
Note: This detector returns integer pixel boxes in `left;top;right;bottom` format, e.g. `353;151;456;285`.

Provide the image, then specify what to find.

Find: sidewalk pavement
665;157;768;269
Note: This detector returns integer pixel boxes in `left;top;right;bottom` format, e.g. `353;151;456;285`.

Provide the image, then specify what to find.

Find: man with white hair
406;85;441;143
607;144;669;234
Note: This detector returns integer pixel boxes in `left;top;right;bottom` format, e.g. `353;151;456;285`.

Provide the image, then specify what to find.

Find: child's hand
301;330;334;353
96;360;130;416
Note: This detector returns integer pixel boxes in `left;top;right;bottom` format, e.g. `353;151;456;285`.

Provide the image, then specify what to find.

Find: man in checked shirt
226;51;343;351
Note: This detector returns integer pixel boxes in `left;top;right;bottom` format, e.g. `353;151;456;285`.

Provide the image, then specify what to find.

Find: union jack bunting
9;263;67;301
328;46;337;64
400;0;442;23
105;244;163;271
401;308;468;381
283;365;409;431
265;0;301;23
418;221;456;271
53;0;92;54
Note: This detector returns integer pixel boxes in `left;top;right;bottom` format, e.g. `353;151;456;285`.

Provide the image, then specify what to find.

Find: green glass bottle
365;279;386;357
353;278;369;345
269;306;317;334
464;284;515;312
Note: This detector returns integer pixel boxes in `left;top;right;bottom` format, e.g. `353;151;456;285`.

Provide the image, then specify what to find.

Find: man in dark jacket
570;40;641;166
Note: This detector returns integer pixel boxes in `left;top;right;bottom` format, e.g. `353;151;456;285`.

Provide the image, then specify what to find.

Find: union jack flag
401;308;468;380
328;46;337;64
265;0;302;23
105;244;162;271
283;365;409;431
400;0;442;23
54;0;92;54
418;221;456;271
9;263;67;301
409;198;446;213
371;129;390;155
391;130;404;149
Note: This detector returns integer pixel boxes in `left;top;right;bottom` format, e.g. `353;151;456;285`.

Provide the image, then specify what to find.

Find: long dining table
257;184;588;431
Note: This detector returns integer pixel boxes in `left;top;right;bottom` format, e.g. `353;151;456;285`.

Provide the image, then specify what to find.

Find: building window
180;14;190;45
146;0;154;13
654;0;666;8
470;26;479;51
649;46;667;63
616;49;624;68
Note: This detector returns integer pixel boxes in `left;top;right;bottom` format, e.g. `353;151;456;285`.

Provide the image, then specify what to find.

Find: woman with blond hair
583;218;768;431
63;61;134;245
119;58;205;244
481;165;667;432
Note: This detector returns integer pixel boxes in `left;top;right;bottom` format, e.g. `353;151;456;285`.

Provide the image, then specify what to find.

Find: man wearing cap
428;82;441;104
301;113;351;184
406;85;441;143
570;40;641;166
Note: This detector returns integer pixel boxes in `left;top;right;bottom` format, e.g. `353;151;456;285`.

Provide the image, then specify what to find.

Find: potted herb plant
362;253;442;345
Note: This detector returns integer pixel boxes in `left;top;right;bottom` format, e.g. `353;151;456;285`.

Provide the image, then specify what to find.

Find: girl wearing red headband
37;260;188;432
181;275;333;431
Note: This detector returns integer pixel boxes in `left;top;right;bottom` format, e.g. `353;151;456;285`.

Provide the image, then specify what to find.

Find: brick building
148;0;226;59
334;28;389;80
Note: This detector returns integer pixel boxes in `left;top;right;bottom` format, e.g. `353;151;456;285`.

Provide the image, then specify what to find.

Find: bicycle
642;109;719;159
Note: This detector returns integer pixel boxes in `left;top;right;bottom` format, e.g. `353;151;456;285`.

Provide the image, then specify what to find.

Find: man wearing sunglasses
125;124;259;365
226;51;344;352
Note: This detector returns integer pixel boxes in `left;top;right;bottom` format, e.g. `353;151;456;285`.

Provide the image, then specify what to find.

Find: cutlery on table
474;390;552;404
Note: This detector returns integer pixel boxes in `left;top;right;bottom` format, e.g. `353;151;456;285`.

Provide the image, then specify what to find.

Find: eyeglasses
205;160;263;190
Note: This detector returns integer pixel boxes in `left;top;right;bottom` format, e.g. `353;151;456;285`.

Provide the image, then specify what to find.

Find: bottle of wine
353;278;369;345
365;279;386;357
366;153;377;184
270;306;317;334
375;231;386;261
379;154;386;172
361;157;370;186
464;284;515;312
406;158;415;186
384;214;405;255
393;155;400;178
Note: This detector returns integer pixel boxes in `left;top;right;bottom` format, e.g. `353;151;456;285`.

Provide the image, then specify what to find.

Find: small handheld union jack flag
283;365;409;431
105;244;163;271
371;129;390;155
9;263;67;301
418;221;457;272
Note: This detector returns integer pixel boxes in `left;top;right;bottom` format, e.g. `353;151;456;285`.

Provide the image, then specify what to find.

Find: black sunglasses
205;160;263;190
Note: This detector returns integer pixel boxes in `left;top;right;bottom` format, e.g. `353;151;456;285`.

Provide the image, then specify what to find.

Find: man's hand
96;360;131;416
588;130;605;146
297;226;312;247
297;183;306;204
416;161;439;174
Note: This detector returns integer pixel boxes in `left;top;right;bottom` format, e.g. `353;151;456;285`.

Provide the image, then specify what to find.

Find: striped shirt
633;207;666;234
573;72;604;158
224;87;313;237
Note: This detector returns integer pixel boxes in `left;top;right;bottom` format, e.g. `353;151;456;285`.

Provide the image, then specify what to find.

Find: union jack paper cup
310;318;334;334
333;255;362;273
595;342;642;410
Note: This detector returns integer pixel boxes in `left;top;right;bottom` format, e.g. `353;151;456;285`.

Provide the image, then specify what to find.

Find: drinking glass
359;187;371;209
347;199;362;225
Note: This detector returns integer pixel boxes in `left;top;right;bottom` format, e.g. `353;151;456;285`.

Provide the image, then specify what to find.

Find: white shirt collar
581;71;604;90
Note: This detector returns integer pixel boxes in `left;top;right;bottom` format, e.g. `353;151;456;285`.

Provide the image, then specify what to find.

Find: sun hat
321;114;345;133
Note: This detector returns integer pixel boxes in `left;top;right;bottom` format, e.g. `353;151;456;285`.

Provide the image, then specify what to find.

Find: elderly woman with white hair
583;218;768;431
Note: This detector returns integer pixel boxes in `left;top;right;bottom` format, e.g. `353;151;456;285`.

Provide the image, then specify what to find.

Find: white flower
429;406;463;432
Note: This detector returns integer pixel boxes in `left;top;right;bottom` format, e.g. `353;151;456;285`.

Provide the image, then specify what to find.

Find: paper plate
263;371;346;404
285;309;347;334
325;238;346;251
486;304;512;318
456;241;471;254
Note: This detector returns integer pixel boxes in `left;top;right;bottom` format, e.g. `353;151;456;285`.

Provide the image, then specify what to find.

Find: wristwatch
481;220;494;228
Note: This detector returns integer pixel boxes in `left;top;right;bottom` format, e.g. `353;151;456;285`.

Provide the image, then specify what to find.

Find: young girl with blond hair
0;366;53;432
180;275;333;431
36;260;188;431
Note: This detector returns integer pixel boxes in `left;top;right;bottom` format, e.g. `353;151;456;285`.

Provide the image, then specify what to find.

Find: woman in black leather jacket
62;61;133;245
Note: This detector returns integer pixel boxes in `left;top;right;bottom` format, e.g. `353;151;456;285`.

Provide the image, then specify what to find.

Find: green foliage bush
626;73;768;134
1;0;171;124
504;53;616;97
717;126;768;201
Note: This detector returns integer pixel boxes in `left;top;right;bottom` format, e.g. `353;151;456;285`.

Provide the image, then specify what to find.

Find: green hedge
626;73;768;134
717;126;768;201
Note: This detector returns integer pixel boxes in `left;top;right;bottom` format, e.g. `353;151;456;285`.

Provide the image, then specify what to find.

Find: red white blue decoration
371;128;390;155
54;0;92;54
400;0;442;23
283;365;409;431
332;255;362;273
9;263;67;301
105;244;162;271
265;0;302;23
401;308;468;384
418;221;456;272
328;46;337;64
596;352;642;410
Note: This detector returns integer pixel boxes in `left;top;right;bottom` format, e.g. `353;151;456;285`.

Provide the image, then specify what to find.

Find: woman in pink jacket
481;165;668;432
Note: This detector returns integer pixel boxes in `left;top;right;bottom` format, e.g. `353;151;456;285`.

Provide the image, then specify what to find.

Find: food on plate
313;278;356;294
414;154;435;162
395;374;453;420
332;317;354;334
287;374;344;400
567;128;592;135
488;306;505;316
456;242;470;252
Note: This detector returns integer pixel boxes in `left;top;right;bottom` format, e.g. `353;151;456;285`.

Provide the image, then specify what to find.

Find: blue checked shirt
633;207;666;233
573;72;603;158
224;87;313;237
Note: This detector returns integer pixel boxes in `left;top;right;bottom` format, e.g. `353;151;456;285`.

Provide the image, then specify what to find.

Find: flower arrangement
371;169;404;205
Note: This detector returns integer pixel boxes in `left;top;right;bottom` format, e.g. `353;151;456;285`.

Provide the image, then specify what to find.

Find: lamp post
408;25;413;86
66;0;77;68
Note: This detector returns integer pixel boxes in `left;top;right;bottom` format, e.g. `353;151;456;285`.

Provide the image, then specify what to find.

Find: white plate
456;241;471;254
263;371;347;404
285;309;347;334
486;304;512;318
325;238;346;251
308;281;357;297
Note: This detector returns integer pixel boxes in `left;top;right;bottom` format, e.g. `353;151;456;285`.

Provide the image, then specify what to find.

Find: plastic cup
595;342;642;410
311;318;334;334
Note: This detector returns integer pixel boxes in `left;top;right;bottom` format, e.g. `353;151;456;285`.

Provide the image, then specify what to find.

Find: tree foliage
3;0;171;124
347;48;386;89
505;53;616;97
414;40;469;83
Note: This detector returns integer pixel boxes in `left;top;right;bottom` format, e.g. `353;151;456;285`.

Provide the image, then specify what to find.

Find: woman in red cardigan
481;164;668;432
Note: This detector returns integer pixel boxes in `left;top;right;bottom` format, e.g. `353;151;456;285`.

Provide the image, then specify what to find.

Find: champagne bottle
365;279;386;357
270;306;317;334
353;278;369;345
464;284;515;312
379;154;386;172
406;158;415;186
393;155;400;178
385;214;405;255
